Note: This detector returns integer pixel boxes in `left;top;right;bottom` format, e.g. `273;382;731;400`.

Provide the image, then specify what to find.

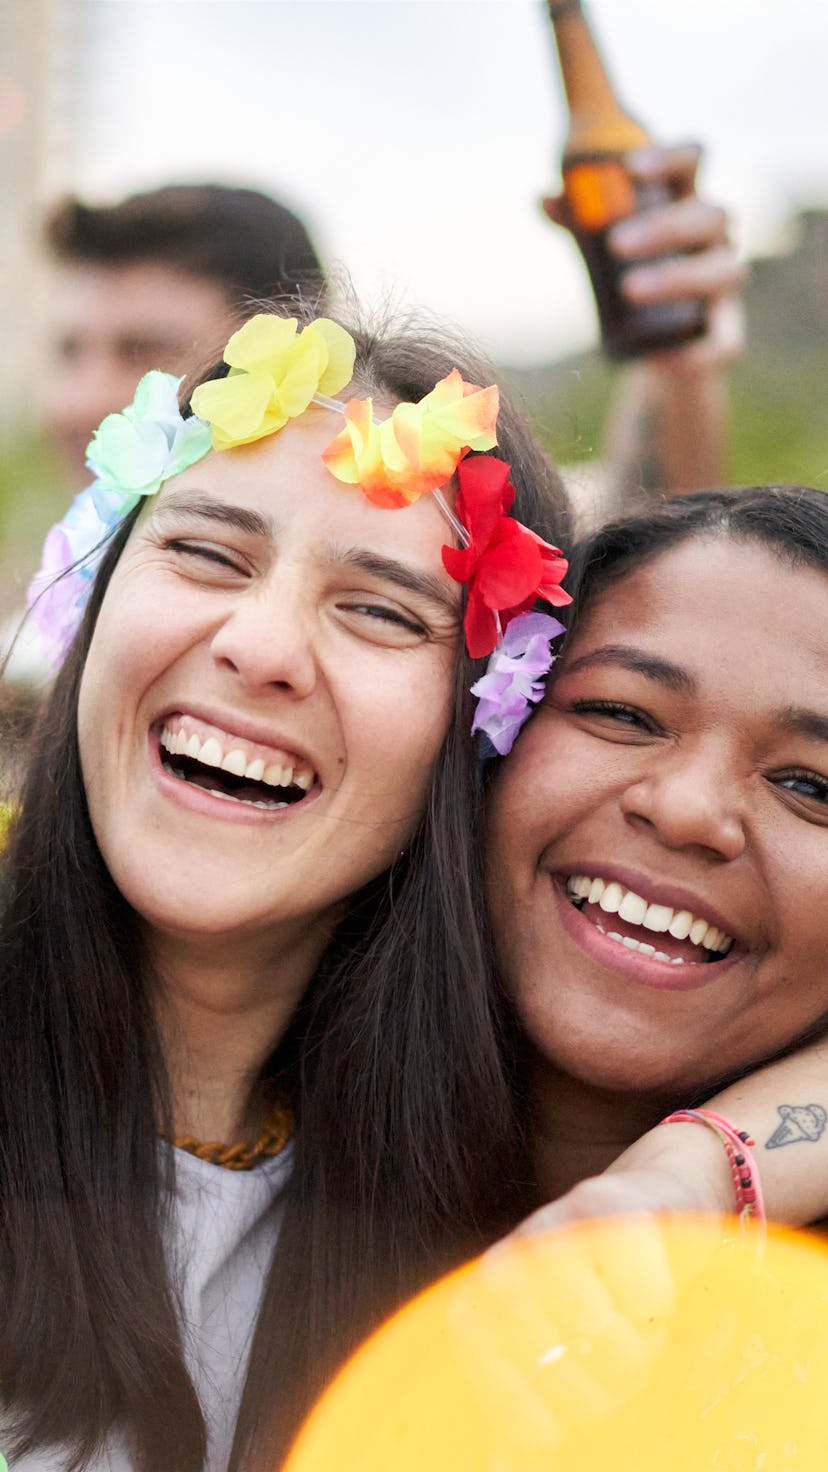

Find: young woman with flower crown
2;308;572;1472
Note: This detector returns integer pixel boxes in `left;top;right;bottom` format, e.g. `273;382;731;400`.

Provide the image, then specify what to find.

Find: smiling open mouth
565;874;733;966
159;721;316;811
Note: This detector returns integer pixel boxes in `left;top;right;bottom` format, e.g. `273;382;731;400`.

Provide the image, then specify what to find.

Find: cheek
341;649;456;808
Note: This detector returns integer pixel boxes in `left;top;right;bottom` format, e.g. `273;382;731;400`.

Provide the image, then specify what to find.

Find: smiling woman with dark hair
487;485;828;1227
0;306;572;1472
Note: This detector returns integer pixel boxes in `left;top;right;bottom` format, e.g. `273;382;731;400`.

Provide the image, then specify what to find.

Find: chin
532;1026;720;1100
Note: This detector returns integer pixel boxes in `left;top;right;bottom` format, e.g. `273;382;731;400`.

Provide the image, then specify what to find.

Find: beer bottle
547;0;707;359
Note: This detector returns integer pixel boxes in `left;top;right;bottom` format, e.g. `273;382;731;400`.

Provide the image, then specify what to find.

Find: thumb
541;193;573;230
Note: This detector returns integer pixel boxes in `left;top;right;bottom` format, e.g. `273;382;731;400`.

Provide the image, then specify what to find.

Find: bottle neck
548;0;650;157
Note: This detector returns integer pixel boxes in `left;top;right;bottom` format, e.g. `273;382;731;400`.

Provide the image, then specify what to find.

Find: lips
552;869;743;991
565;873;733;962
153;710;319;814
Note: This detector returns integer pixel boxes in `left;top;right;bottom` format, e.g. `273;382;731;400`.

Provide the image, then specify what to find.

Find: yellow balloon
285;1217;828;1471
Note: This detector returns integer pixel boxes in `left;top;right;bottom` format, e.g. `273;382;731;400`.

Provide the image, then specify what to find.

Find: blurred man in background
41;182;325;485
1;183;324;696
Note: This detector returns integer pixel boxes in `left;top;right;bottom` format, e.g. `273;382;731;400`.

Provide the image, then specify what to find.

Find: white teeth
604;931;668;960
618;891;647;925
201;787;288;810
643;903;672;934
567;875;592;899
160;723;316;794
668;910;694;940
220;748;248;777
599;882;624;914
199;737;223;768
565;873;734;955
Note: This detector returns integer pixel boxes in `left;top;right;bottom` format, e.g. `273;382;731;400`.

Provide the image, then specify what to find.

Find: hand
543;144;747;372
507;1165;724;1243
447;1214;677;1457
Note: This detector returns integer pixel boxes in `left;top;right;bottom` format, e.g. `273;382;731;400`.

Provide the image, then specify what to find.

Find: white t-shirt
5;1144;293;1472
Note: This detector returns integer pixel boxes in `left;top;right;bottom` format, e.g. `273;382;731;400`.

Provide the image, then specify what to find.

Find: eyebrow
561;644;696;695
329;545;460;616
153;493;459;615
776;705;828;745
154;491;275;539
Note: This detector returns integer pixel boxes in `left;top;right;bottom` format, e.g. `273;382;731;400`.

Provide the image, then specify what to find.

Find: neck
529;1050;677;1201
149;921;333;1145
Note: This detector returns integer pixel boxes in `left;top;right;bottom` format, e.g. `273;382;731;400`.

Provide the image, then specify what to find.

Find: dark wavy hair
0;311;571;1470
564;484;828;635
46;183;325;311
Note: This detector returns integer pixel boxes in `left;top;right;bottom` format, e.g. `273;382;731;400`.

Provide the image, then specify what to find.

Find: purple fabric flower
470;610;565;756
26;486;111;669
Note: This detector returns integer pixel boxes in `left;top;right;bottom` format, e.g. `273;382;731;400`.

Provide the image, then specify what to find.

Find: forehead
568;537;828;698
155;408;455;566
49;261;233;346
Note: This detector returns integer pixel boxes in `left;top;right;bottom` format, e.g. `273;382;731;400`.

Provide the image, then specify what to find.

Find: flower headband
28;314;569;750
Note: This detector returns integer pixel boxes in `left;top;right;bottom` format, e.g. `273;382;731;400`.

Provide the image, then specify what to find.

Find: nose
209;576;319;698
619;738;746;862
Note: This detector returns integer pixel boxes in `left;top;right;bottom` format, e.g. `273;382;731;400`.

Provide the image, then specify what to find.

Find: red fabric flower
441;456;571;658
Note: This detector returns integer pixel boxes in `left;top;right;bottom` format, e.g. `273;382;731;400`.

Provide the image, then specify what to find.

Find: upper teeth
565;874;732;954
160;723;314;791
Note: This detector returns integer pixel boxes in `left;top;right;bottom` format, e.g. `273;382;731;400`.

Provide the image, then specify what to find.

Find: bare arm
512;1040;828;1238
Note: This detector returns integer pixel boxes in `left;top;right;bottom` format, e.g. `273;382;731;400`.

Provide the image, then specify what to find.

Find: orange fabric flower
322;370;499;509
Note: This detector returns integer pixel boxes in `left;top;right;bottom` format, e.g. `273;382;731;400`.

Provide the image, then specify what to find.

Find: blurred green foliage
512;348;828;493
0;427;69;616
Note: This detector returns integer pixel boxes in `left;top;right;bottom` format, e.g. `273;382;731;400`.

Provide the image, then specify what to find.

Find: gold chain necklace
171;1099;293;1170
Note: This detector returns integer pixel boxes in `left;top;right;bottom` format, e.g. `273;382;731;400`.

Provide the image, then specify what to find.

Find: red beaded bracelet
661;1107;766;1225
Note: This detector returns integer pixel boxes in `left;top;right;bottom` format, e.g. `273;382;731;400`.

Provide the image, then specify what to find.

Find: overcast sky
69;0;828;364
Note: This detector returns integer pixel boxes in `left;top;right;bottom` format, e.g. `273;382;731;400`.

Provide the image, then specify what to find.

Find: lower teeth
568;893;728;964
165;760;288;809
597;923;680;965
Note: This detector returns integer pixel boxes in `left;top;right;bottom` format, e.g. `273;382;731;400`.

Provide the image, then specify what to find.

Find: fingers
450;1226;675;1454
621;244;748;305
541;192;573;229
637;293;746;372
610;195;731;262
625;142;702;195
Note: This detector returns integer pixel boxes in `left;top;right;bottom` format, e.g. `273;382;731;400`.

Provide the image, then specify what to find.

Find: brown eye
776;771;828;805
571;700;660;734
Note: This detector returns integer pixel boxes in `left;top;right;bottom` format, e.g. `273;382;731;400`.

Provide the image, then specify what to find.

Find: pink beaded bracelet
661;1107;766;1225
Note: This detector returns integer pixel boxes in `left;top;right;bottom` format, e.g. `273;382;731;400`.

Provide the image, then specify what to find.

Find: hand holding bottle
543;144;747;371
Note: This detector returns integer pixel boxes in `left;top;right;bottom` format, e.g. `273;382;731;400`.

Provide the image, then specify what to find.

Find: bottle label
563;159;637;231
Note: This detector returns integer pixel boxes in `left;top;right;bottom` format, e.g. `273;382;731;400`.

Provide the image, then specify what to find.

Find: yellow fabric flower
322;370;499;509
191;315;356;450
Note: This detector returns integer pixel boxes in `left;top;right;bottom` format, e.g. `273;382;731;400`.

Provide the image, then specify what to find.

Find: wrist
608;1121;734;1214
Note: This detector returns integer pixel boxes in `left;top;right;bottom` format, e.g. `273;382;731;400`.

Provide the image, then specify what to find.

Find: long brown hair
0;313;571;1470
